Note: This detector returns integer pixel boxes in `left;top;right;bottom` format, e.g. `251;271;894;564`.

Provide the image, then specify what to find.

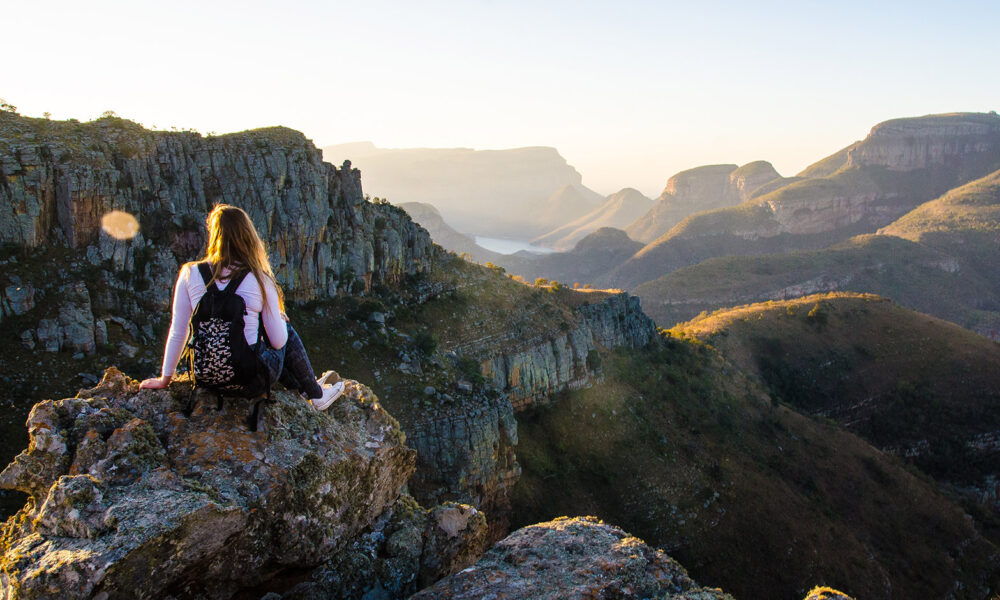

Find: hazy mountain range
322;142;605;238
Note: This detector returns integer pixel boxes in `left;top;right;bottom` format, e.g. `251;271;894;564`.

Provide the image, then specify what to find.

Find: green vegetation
512;331;999;600
671;293;1000;487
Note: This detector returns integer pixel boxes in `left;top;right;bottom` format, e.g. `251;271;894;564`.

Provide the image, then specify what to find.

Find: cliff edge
0;368;488;599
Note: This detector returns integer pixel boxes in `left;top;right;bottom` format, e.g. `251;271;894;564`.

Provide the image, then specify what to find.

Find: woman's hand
139;375;172;389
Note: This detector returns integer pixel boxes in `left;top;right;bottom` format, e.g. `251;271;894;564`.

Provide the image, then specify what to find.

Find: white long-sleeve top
161;263;288;377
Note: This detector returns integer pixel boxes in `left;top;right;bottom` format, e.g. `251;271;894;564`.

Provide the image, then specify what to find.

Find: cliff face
0;114;437;343
471;292;655;411
400;288;657;540
0;368;488;599
626;164;740;244
848;112;1000;171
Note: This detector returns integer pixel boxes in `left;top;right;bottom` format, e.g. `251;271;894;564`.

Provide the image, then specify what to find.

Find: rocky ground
0;368;487;599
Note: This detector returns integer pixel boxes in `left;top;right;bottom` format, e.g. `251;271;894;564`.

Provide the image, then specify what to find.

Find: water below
475;236;555;255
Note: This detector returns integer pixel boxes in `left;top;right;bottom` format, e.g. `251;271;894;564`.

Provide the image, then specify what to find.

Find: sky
5;0;1000;196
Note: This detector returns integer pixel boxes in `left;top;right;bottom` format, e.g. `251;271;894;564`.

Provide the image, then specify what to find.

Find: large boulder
0;367;482;599
412;516;735;600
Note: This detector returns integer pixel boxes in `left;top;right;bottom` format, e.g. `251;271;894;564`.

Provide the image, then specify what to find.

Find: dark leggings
259;324;323;399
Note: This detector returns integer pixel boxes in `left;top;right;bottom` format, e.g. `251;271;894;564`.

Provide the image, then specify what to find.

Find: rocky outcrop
403;395;520;543
412;516;735;600
848;112;1000;171
474;291;656;411
281;495;489;599
533;188;653;251
0;113;438;364
803;587;855;600
0;368;486;599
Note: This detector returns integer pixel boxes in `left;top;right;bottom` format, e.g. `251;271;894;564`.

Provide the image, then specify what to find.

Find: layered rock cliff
847;112;1000;171
0;112;437;362
625;162;781;244
396;283;658;540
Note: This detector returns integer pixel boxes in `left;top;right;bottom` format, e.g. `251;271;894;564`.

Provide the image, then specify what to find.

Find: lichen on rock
412;516;735;600
0;366;430;599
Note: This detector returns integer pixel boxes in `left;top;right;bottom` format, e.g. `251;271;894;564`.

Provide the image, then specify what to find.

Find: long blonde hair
201;204;284;311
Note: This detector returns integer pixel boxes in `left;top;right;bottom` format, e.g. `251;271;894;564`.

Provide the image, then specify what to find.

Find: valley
3;109;1000;599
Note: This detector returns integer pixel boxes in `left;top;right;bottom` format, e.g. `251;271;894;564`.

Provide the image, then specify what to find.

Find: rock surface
0;367;483;599
412;516;734;600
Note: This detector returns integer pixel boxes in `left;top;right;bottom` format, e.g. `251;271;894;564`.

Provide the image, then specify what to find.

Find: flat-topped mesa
626;162;781;244
0;368;489;599
847;112;1000;171
0;113;438;303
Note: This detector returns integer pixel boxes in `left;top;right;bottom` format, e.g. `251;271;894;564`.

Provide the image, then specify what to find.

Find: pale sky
5;0;999;196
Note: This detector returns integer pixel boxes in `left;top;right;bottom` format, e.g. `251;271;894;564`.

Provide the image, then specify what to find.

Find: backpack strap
220;268;252;296
196;262;213;286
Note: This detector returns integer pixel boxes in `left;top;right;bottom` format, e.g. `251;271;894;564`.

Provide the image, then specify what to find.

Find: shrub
586;349;603;371
413;331;438;355
457;356;485;384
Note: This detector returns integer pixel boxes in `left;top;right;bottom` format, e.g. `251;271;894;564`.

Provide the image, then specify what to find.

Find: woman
139;204;344;410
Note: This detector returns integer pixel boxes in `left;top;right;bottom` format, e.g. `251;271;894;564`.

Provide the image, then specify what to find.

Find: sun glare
101;210;140;240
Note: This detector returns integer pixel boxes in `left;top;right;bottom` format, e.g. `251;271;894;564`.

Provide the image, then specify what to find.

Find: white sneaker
317;370;339;386
312;381;345;411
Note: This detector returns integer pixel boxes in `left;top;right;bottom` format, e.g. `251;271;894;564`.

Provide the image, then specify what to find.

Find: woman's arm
261;279;288;349
140;266;193;389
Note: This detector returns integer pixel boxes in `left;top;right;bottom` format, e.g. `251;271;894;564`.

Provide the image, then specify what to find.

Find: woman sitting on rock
139;204;344;410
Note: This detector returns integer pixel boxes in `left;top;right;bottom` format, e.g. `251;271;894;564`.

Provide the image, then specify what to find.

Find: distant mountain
611;112;1000;289
635;168;1000;338
531;183;605;238
398;202;502;264
322;143;603;238
624;161;781;244
533;188;653;251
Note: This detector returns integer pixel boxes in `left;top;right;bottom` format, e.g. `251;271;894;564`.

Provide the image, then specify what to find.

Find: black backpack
182;262;270;398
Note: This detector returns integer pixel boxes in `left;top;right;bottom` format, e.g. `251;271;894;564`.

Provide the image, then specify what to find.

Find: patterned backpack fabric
183;262;270;397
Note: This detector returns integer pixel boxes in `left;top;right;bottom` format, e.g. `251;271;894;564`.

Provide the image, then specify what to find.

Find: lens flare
101;210;140;240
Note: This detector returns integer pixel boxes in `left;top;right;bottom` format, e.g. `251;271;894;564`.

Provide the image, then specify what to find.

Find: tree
100;110;119;119
43;111;51;120
0;98;18;114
